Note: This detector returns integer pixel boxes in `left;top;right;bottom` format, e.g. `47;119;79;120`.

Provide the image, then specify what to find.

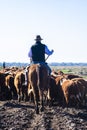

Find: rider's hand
51;49;54;53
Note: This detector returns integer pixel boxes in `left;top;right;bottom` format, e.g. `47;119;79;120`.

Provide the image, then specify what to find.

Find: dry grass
50;65;87;80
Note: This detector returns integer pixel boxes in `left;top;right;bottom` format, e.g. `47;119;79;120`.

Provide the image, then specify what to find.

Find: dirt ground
0;100;87;130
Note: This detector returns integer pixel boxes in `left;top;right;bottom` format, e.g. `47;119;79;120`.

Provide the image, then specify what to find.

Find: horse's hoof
40;107;44;112
18;98;21;102
36;108;39;114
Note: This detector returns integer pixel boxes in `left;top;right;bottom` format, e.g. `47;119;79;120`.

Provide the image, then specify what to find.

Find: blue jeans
30;61;51;75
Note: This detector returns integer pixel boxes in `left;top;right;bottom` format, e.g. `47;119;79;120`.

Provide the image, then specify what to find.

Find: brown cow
55;75;66;105
0;72;6;100
28;64;50;114
51;70;63;78
5;74;17;99
0;72;12;100
72;78;87;105
47;76;60;106
64;74;82;80
51;69;81;80
14;70;28;102
27;81;34;103
61;77;87;107
61;79;80;107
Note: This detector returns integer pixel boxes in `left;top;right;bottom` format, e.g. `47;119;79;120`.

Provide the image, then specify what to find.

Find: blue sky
0;0;87;63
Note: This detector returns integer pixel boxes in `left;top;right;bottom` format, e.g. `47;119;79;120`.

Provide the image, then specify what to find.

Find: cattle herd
0;65;87;114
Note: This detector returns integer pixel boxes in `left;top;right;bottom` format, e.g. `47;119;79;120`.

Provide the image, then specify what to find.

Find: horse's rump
36;64;48;90
29;64;48;90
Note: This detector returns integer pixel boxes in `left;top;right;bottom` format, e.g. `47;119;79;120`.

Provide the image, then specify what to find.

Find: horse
28;64;50;114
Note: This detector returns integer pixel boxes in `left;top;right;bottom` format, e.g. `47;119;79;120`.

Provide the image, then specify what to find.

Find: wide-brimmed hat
34;35;43;41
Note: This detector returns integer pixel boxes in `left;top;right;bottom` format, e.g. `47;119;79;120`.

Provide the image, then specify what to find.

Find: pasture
50;65;87;80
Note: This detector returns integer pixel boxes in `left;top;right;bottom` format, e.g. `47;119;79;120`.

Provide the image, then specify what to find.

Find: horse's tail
36;64;42;89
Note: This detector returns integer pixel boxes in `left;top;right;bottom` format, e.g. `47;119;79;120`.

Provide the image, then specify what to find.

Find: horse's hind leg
39;90;44;112
33;88;39;114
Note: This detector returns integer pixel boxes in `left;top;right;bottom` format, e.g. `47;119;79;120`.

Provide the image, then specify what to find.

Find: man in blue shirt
28;35;54;74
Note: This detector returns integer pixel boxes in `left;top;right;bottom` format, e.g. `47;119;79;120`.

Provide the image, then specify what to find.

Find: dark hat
34;35;43;41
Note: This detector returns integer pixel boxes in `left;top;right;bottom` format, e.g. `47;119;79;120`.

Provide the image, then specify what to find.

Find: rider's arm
45;45;54;55
28;48;32;58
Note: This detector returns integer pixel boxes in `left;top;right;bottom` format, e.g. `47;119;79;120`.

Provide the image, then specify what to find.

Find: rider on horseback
28;35;54;75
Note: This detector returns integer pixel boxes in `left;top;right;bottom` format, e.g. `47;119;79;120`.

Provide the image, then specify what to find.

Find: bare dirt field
0;100;87;130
